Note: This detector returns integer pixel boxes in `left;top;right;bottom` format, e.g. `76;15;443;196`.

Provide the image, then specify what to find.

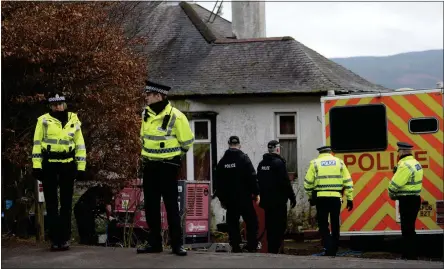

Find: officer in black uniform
257;140;296;254
74;184;114;245
214;136;260;253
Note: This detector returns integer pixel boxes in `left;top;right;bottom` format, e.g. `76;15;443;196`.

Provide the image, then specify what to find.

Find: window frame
186;119;212;182
329;103;388;153
276;113;297;139
193;119;211;143
274;111;299;179
408;117;439;134
177;112;218;196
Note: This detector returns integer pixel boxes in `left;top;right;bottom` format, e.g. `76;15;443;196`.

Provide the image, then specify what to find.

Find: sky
195;0;444;58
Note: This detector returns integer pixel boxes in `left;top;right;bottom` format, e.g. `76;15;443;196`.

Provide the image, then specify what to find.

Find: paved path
2;245;443;268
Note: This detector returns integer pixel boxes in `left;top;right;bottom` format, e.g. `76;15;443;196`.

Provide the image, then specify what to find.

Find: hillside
331;49;443;90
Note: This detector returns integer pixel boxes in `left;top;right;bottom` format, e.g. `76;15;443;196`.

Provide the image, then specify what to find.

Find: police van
321;86;443;236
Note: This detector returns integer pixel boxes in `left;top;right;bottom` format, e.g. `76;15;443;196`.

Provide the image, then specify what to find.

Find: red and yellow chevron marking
324;91;444;233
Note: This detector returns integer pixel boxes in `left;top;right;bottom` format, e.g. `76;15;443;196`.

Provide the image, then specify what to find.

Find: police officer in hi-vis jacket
304;146;354;256
388;142;423;260
136;80;194;256
32;91;87;251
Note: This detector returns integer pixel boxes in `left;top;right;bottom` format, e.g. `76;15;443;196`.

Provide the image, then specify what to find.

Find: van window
329;104;388;153
409;117;439;134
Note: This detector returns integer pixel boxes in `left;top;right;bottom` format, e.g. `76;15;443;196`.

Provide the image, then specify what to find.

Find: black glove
290;198;296;209
32;168;42;180
309;199;316;207
346;200;353;211
76;170;86;181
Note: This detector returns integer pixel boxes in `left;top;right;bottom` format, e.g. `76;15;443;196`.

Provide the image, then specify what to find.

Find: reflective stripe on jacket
388;155;423;197
304;153;354;200
140;103;194;160
32;112;87;171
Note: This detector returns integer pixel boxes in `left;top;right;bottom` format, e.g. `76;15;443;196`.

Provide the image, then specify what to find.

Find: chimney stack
231;0;266;39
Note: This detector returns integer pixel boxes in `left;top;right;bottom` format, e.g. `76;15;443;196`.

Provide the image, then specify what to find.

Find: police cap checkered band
144;80;171;95
48;94;66;103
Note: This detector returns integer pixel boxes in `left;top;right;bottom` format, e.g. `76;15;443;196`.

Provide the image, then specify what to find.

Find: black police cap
397;142;413;150
144;80;171;95
316;146;332;153
267;140;280;149
228;136;240;144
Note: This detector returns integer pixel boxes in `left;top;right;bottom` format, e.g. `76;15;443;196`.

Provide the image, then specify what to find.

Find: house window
409;117;439;134
329;104;388;153
177;120;212;182
276;113;298;177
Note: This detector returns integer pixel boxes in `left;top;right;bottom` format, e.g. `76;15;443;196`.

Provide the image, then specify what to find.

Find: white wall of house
172;95;324;229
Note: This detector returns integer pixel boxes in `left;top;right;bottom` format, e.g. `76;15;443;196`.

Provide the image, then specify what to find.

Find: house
138;1;389;227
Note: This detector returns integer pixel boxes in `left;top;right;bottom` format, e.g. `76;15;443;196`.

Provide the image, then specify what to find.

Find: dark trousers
399;195;421;259
265;206;288;254
316;197;341;255
41;161;76;244
74;202;96;245
226;201;258;250
143;159;182;248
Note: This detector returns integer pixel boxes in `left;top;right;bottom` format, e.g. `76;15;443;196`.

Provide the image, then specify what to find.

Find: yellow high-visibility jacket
32;112;87;171
388;155;423;197
304;153;354;201
140;102;194;160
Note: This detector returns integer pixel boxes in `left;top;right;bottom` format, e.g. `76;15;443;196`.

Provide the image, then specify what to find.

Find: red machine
179;180;212;248
113;179;168;229
111;179;211;249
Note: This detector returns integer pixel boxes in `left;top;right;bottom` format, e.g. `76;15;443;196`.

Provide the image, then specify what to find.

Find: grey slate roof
140;2;389;97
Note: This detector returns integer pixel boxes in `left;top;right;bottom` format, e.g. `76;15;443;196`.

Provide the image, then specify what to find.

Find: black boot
172;245;187;256
50;242;60;251
59;241;70;251
231;245;242;253
136;244;163;254
401;254;418;260
243;244;257;253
